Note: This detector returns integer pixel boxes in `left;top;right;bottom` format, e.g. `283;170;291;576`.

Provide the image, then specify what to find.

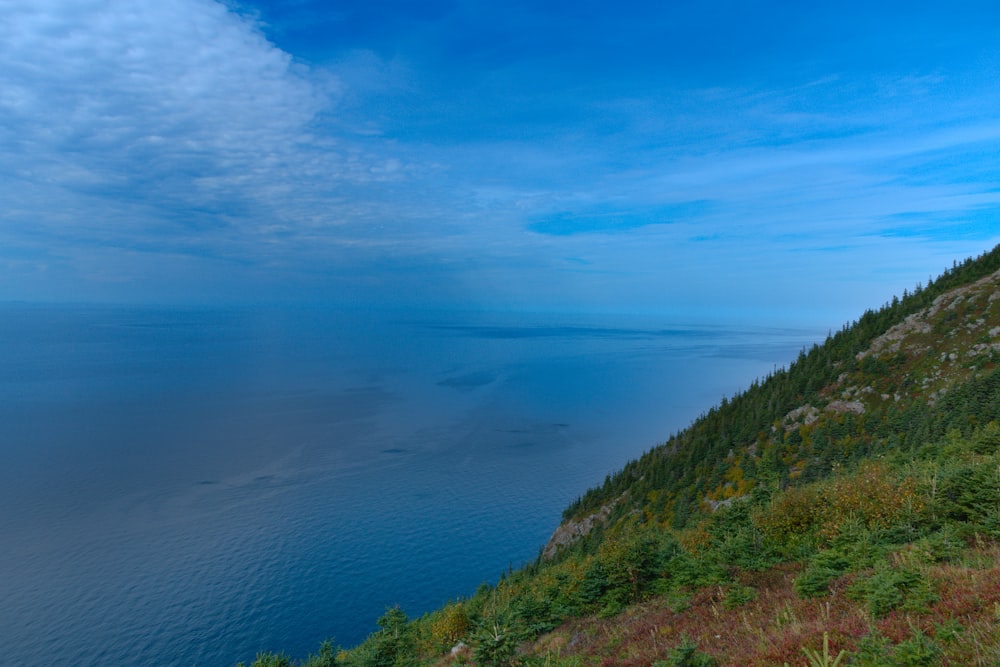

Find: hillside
241;246;1000;667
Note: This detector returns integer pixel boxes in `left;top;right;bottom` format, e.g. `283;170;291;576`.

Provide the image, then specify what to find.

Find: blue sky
2;0;999;324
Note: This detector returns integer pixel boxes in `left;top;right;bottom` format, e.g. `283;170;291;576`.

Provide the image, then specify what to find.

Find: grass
513;544;1000;667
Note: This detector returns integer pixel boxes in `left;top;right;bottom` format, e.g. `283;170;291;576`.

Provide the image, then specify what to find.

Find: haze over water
1;304;823;666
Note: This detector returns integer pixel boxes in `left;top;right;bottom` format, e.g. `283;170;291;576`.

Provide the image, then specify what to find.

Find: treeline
561;244;1000;530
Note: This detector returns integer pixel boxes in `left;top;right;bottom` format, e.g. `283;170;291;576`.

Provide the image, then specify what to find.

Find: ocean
0;304;824;666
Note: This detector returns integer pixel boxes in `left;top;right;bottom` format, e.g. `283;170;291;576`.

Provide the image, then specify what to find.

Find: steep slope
242;246;1000;667
554;248;1000;546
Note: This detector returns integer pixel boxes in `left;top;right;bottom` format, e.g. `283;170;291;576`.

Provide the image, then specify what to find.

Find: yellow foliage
754;485;820;540
754;462;925;544
724;462;744;484
818;462;923;539
428;603;470;650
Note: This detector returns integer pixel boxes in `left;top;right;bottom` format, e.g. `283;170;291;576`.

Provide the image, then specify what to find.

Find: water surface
0;304;823;665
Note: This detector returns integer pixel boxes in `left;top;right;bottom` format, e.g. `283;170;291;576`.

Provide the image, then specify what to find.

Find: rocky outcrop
542;499;619;560
860;268;1000;360
783;404;819;429
825;399;865;415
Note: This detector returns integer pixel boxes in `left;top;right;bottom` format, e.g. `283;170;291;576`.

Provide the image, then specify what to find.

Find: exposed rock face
859;312;933;359
860;268;1000;360
542;501;617;560
825;399;865;415
783;404;819;429
705;496;739;512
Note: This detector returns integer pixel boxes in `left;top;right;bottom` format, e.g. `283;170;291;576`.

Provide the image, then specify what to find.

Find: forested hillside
243;246;1000;667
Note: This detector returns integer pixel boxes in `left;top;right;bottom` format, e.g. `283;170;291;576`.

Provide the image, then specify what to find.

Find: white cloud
0;0;346;236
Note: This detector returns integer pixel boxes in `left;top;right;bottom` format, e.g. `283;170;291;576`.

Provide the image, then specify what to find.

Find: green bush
722;584;757;609
654;634;716;667
910;527;965;564
303;640;340;667
795;548;851;598
346;606;416;667
891;628;942;667
706;499;777;571
577;559;607;606
827;515;884;558
847;561;937;618
936;461;1000;524
597;525;659;604
471;620;519;667
794;565;838;599
969;421;1000;454
238;653;292;667
852;631;892;667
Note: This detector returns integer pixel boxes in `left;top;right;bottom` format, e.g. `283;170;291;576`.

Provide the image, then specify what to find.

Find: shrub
754;486;821;555
303;640;340;667
909;527;965;564
852;631;892;667
969;421;1000;454
705;498;777;571
511;594;558;637
818;463;923;541
722;583;757;609
594;524;659;605
935;459;1000;526
892;628;942;666
238;653;292;667
847;561;937;617
578;559;608;606
347;606;416;667
654;634;715;667
471;589;519;667
471;620;519;667
429;603;470;650
795;548;851;598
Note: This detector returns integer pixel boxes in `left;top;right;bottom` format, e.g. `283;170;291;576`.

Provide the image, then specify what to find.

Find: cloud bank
1;0;999;319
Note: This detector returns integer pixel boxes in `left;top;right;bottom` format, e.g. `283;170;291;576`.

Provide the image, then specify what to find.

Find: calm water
0;304;823;666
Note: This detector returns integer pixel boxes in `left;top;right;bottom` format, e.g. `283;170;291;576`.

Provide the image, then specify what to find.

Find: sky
2;0;999;324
